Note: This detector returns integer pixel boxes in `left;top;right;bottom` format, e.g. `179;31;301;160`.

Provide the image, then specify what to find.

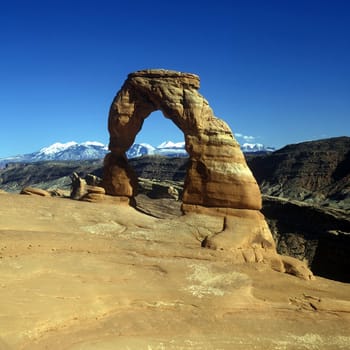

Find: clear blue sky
1;0;349;157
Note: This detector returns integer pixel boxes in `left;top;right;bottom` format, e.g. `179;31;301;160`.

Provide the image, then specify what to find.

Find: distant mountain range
0;142;109;167
126;141;188;158
240;143;276;153
0;140;275;167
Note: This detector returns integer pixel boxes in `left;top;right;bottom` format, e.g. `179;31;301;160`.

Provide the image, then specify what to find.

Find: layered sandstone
103;69;261;210
20;187;51;197
103;69;313;278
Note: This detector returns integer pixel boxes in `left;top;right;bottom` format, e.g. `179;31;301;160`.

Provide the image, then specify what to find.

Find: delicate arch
103;69;261;211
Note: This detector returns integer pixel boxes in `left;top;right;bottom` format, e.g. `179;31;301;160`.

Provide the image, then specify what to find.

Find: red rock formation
103;69;313;279
104;69;261;210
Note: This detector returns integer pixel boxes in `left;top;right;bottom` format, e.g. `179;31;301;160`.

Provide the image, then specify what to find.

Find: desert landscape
0;192;350;350
0;70;349;349
1;0;350;348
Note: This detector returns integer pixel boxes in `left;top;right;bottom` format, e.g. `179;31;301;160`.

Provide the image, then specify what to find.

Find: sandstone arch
103;69;261;211
103;69;314;280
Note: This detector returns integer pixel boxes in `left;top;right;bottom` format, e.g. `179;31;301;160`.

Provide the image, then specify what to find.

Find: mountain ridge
0;140;275;167
247;136;350;209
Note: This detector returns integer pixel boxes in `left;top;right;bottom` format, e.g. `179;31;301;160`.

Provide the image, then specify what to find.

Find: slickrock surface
0;194;349;349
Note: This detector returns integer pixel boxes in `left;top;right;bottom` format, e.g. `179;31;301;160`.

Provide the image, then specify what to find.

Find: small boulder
20;187;51;197
168;186;179;200
70;172;87;199
86;185;106;195
85;174;102;186
81;186;106;202
81;192;105;203
281;255;315;280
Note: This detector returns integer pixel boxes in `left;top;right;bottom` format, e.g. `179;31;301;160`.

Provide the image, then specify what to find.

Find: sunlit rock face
103;69;313;279
103;69;261;210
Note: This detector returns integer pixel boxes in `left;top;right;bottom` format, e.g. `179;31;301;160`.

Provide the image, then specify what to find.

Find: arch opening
132;111;185;151
125;110;187;205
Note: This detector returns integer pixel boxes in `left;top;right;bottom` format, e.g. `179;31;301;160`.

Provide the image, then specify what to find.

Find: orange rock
104;69;261;210
103;69;313;279
86;185;106;194
20;187;51;197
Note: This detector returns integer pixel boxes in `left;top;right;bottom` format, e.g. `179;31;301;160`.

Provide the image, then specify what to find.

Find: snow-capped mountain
0;140;275;167
0;140;188;166
0;141;109;167
154;141;187;157
157;141;185;149
126;143;156;158
240;143;276;153
32;141;108;161
126;141;187;158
